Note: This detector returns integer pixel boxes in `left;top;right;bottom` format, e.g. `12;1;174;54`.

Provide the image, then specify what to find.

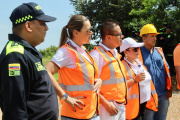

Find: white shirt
52;38;91;68
124;58;151;104
90;42;118;77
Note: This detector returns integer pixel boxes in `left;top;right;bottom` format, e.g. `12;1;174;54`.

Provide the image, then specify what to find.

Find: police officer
131;29;142;42
157;21;168;47
0;2;59;120
163;26;177;75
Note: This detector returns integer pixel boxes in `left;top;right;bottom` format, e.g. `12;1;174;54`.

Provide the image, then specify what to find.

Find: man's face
143;33;157;48
108;25;124;48
31;20;48;46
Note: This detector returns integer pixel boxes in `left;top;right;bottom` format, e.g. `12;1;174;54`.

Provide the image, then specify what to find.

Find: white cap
120;38;144;53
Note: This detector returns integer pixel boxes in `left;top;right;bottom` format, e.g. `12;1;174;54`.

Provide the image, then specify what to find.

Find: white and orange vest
122;60;158;119
58;44;99;119
94;46;128;103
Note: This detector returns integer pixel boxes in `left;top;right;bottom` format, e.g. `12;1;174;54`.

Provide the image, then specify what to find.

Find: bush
39;45;58;58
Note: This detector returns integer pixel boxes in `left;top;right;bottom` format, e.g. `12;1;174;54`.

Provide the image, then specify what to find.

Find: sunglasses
106;33;123;37
127;47;139;52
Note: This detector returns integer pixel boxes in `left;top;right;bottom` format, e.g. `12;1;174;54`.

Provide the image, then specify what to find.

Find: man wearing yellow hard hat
138;24;172;120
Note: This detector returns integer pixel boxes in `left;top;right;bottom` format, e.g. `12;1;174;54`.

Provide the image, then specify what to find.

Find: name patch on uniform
35;62;46;71
9;63;20;76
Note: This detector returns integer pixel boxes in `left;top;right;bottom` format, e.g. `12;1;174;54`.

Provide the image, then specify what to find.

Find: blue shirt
140;46;168;96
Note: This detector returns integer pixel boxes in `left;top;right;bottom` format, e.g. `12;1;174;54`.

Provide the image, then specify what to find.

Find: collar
67;38;87;53
141;46;155;54
99;42;117;56
124;57;142;67
8;34;41;56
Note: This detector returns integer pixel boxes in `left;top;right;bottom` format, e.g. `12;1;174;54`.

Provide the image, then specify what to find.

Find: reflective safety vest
94;46;127;103
174;44;180;89
122;60;158;119
138;47;172;90
58;44;99;119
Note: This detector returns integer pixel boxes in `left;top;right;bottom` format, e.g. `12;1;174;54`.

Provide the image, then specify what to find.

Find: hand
65;96;85;112
104;101;118;116
94;78;102;94
160;37;164;40
134;72;146;83
166;88;172;99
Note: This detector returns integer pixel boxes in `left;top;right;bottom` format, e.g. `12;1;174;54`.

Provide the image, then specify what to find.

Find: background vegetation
70;0;180;44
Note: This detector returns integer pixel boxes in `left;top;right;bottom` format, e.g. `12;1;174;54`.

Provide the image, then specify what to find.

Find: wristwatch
61;93;69;100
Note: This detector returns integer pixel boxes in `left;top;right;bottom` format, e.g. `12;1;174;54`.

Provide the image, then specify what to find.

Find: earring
125;54;128;58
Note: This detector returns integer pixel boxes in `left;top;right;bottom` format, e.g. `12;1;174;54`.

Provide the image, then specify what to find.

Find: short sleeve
174;45;180;66
51;47;76;68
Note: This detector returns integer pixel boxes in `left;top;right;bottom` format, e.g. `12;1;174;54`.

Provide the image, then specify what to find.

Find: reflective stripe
122;61;133;79
59;83;94;91
123;61;139;100
167;72;170;77
60;46;94;92
96;46;115;79
151;89;156;95
128;94;139;99
155;47;171;78
102;78;126;85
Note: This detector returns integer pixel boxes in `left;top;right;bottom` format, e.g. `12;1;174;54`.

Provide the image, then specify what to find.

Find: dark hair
100;19;120;40
59;15;88;47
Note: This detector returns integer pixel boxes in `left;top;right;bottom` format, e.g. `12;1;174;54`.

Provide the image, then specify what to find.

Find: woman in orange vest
120;38;158;120
46;15;102;120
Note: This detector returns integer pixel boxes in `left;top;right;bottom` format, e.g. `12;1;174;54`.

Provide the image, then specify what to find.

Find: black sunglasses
127;47;139;52
106;33;123;37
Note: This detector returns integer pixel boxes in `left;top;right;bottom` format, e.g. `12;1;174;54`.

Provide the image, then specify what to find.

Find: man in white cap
0;2;58;120
139;24;172;120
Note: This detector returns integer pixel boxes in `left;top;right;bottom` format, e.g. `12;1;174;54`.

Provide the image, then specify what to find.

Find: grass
42;57;58;81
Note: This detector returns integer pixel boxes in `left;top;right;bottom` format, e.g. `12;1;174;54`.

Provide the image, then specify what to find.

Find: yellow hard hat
140;24;160;37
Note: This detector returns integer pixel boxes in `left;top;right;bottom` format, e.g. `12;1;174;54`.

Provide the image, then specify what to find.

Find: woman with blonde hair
46;15;102;120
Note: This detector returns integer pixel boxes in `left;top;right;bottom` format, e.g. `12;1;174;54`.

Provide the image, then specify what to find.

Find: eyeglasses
106;33;123;37
127;47;139;52
84;28;93;34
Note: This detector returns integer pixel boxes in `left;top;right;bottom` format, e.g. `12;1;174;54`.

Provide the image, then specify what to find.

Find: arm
127;72;146;88
1;53;29;120
173;45;180;90
46;61;84;112
99;94;118;116
175;66;180;89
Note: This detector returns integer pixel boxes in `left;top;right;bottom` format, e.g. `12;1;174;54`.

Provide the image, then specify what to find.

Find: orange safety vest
94;46;128;103
58;44;99;119
138;47;172;90
174;43;180;89
122;60;158;119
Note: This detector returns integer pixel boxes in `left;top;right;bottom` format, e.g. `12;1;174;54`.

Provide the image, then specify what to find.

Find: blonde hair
59;15;88;47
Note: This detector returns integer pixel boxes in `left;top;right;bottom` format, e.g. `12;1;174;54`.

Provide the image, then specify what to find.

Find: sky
0;0;75;52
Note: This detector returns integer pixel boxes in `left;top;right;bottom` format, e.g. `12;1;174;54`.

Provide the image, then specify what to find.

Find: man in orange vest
139;24;172;120
90;19;127;120
173;44;180;90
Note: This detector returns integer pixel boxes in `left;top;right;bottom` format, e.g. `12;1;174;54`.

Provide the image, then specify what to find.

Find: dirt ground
0;76;179;120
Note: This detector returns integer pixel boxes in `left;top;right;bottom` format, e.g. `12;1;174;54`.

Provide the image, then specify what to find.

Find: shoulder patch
6;41;24;55
35;62;46;71
9;63;20;76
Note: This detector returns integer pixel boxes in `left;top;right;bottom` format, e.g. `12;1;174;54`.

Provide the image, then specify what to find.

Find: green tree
70;0;180;43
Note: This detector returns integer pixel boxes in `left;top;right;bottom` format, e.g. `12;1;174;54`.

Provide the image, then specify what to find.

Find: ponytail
59;26;69;47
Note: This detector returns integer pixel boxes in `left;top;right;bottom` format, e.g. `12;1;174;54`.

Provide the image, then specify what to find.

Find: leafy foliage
69;0;180;42
84;43;95;51
39;45;58;58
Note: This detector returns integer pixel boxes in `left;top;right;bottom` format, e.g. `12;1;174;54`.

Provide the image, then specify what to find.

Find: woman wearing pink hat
120;38;158;120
